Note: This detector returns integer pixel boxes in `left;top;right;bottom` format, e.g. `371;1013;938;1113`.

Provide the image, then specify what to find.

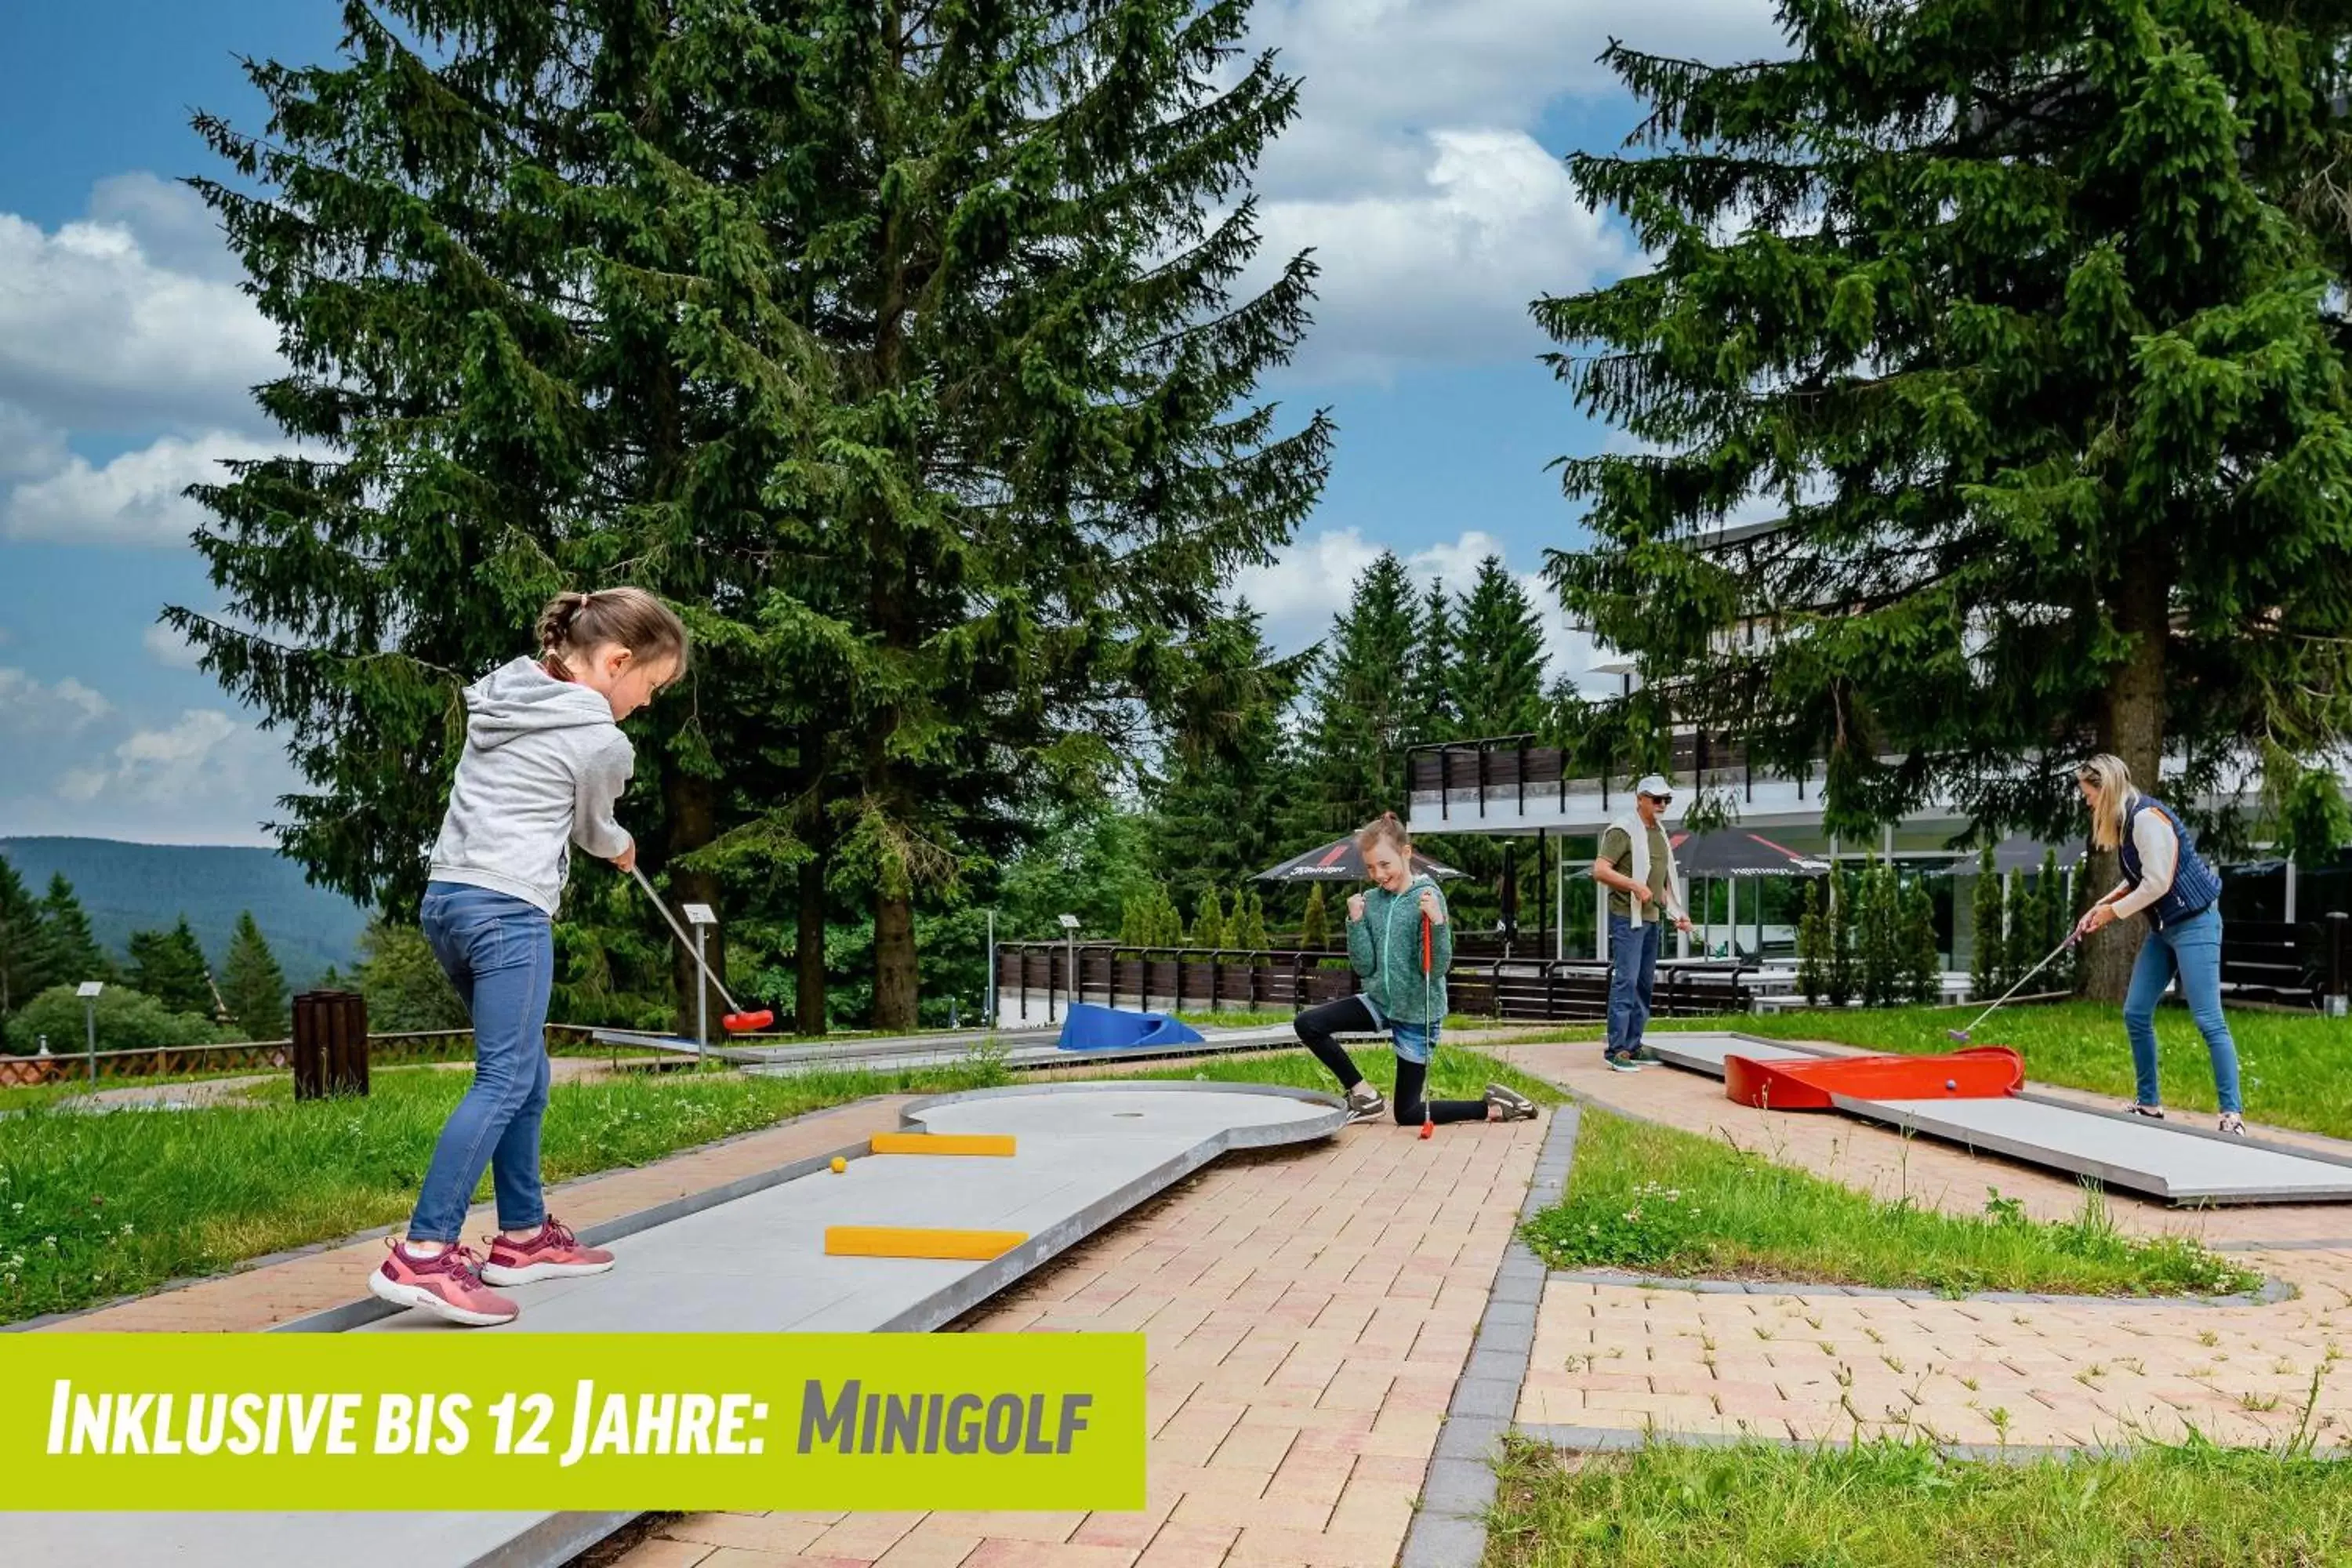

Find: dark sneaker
1603;1049;1646;1073
1485;1083;1539;1121
1344;1083;1388;1125
2124;1102;2165;1120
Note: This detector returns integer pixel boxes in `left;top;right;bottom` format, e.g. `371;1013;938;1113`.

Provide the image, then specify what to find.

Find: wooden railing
993;942;1752;1024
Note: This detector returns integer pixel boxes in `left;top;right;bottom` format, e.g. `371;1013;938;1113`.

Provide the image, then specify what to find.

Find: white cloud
53;709;249;807
84;172;246;284
3;430;277;546
0;195;279;434
1259;129;1631;383
0;668;113;735
143;622;205;670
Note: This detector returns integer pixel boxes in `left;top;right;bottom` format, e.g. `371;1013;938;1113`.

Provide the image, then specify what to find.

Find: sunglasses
1641;793;1673;804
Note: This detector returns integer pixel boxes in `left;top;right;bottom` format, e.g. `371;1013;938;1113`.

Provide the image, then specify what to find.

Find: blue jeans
2122;906;2242;1115
1606;913;1662;1054
410;882;556;1243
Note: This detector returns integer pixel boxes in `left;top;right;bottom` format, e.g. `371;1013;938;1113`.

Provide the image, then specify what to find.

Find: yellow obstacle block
824;1226;1028;1261
869;1132;1017;1157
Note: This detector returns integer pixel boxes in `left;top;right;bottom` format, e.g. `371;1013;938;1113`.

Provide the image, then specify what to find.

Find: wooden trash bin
292;990;371;1100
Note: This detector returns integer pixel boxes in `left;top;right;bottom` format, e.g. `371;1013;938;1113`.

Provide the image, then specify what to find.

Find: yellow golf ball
829;1157;848;1174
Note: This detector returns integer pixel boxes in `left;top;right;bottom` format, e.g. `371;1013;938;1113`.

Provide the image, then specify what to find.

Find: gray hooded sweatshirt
428;656;635;915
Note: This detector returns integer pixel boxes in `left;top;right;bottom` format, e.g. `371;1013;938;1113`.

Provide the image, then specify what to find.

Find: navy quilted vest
2118;797;2222;931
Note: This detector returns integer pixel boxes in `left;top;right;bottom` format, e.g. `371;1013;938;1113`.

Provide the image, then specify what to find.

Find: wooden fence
993;942;1752;1025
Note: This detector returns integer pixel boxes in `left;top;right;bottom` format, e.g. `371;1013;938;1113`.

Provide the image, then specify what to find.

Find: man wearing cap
1592;775;1693;1071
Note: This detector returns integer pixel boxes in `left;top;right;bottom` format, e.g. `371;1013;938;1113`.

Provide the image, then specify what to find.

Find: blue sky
0;0;1784;845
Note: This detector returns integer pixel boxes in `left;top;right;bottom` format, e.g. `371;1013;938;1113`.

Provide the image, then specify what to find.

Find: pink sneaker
479;1217;615;1286
367;1240;519;1327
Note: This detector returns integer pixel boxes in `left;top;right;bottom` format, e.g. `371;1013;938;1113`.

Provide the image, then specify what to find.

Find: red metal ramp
1723;1046;2024;1110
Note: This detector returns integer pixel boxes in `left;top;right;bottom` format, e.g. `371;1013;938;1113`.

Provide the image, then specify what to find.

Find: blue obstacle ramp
1057;1002;1206;1051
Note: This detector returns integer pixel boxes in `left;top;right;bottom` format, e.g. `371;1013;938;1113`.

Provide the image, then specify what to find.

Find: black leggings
1294;995;1486;1126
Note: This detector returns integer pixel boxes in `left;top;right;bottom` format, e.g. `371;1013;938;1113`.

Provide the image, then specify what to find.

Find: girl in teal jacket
1293;814;1540;1127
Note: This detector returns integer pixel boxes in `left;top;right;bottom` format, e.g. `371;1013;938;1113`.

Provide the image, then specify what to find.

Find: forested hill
0;837;368;989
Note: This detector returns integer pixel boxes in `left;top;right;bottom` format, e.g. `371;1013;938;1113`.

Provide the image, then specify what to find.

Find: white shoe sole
1345;1103;1388;1126
480;1258;616;1286
366;1267;517;1327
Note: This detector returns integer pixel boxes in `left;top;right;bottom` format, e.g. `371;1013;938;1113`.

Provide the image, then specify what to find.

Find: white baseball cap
1635;774;1673;800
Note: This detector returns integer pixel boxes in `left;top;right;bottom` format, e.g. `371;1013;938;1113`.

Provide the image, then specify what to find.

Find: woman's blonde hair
536;586;689;680
2077;753;2139;851
1356;811;1412;861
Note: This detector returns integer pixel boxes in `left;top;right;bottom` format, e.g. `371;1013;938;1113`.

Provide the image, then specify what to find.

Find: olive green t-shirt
1599;822;1672;923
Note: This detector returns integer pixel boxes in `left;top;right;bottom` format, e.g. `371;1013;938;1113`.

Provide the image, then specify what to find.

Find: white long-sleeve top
2104;802;2179;920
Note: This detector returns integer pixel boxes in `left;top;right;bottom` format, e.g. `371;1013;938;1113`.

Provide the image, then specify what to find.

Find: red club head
723;1010;775;1034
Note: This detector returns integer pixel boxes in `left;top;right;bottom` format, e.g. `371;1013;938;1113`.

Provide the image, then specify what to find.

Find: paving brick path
1492;1039;2352;1453
615;1113;1548;1568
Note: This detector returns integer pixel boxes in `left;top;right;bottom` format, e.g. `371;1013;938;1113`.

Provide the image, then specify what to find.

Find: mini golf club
1947;932;2079;1043
626;862;775;1033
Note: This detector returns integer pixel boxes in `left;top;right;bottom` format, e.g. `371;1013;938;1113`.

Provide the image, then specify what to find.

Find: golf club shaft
1958;936;2074;1036
627;862;750;1016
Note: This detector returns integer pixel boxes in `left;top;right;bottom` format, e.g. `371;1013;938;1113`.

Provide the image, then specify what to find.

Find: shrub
1903;878;1939;1004
1301;884;1330;949
1825;863;1857;1007
1796;880;1828;1004
1969;844;2005;1000
1188;887;1229;949
5;984;223;1056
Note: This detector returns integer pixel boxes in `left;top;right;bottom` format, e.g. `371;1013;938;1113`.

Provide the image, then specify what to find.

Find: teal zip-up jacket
1345;873;1452;1025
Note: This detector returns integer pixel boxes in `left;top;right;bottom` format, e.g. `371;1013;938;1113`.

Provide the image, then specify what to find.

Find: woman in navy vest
2071;754;2243;1135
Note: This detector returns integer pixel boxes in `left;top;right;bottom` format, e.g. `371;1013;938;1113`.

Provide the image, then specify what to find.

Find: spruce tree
128;918;213;1017
1857;858;1896;1007
219;912;290;1040
38;875;106;984
1454;556;1548;740
0;858;52;1022
2001;871;2032;991
1296;554;1421;838
1406;578;1459;743
179;0;1331;1033
1969;848;2007;1000
1541;0;2352;1000
1149;606;1311;896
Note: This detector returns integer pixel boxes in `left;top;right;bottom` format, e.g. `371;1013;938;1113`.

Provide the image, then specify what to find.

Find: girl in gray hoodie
368;588;688;1327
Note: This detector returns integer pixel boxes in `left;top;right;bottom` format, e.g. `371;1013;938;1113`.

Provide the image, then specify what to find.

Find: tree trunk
2079;561;2169;1001
797;850;828;1036
873;885;919;1032
662;768;729;1037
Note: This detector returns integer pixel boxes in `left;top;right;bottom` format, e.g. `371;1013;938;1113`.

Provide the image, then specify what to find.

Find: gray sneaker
1485;1083;1539;1122
1344;1083;1388;1125
2218;1112;2246;1137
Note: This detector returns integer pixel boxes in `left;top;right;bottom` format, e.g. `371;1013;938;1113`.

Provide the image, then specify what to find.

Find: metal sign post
76;980;103;1086
683;903;719;1063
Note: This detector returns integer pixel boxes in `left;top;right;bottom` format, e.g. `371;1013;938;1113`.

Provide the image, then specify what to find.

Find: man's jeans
2122;905;2242;1115
1606;913;1662;1054
409;881;556;1243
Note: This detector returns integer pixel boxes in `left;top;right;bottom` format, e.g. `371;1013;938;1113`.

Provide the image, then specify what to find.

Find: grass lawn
0;1055;1011;1326
1682;1003;2352;1141
1511;1002;2352;1142
1520;1105;2258;1298
1487;1435;2352;1567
